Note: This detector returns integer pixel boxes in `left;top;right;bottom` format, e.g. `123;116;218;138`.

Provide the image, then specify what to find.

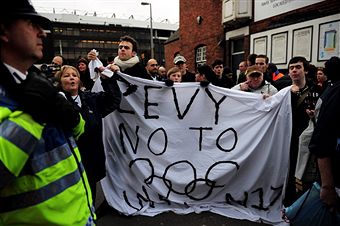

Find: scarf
114;56;139;71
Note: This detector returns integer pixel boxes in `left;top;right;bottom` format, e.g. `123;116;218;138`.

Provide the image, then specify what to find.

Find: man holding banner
96;71;293;225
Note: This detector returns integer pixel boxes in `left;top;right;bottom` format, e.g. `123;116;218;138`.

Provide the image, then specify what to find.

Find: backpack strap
297;86;310;107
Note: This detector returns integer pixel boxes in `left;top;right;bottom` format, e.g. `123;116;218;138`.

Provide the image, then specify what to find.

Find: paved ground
96;210;272;226
94;184;273;226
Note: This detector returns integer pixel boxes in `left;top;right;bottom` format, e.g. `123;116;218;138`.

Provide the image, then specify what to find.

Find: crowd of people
0;1;339;225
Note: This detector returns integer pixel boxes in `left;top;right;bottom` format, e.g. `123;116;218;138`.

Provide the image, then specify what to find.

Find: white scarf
114;56;139;71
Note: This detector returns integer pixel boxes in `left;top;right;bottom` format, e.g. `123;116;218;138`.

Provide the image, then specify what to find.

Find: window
231;37;245;79
222;0;252;23
196;45;207;67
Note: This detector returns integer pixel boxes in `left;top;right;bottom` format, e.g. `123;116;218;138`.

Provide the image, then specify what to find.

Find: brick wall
165;0;224;72
164;39;180;69
165;0;340;72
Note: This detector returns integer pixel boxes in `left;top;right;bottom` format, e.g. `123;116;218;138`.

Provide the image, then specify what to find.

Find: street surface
95;184;272;226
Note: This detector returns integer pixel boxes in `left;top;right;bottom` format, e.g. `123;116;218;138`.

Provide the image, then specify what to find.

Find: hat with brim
174;55;187;65
3;1;51;30
246;65;263;77
248;71;263;77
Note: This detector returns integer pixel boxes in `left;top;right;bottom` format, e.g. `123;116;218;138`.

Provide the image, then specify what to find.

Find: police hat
2;0;51;30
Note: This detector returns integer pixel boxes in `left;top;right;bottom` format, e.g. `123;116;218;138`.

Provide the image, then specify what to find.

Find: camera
32;64;61;87
40;64;61;75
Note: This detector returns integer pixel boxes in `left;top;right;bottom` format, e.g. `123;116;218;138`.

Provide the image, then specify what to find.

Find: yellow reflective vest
0;86;95;225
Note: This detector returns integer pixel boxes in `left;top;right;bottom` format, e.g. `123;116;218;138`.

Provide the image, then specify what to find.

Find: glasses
118;45;131;50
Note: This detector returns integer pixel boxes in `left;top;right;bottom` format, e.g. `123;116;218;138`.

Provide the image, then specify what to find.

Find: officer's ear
0;24;9;42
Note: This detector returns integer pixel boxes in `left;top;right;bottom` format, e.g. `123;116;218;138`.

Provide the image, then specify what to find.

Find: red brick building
164;0;224;72
165;0;340;76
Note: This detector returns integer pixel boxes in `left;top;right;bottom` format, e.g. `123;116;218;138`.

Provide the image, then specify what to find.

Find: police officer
0;1;95;225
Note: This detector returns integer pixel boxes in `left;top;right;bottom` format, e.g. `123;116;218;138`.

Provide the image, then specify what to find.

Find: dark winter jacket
75;77;121;187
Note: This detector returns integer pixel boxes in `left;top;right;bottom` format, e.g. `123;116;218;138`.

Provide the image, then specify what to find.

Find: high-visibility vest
0;91;95;226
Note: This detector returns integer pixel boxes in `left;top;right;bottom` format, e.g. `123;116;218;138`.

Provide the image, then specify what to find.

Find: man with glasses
145;58;163;81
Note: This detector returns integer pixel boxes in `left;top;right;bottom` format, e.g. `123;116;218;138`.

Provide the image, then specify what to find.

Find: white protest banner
98;73;292;225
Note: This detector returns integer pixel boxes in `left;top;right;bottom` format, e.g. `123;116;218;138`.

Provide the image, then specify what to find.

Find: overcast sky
31;0;179;24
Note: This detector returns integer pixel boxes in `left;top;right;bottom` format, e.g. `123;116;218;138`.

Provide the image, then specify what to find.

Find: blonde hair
167;66;181;78
54;65;83;89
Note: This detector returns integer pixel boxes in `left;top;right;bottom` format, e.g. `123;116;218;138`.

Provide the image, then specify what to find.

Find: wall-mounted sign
271;32;288;64
253;36;267;55
292;26;313;62
318;20;340;61
254;0;325;22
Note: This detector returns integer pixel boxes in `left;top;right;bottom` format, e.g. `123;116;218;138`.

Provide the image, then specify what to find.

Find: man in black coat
309;57;340;213
173;55;195;82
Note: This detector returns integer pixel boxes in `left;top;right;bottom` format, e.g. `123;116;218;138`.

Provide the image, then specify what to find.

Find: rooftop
39;9;178;31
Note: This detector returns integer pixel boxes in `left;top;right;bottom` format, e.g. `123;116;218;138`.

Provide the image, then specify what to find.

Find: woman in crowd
77;57;94;91
55;65;121;203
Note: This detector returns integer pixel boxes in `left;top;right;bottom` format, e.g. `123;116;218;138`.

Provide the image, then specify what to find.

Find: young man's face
118;41;135;61
175;62;187;75
247;73;264;90
255;58;268;73
213;64;223;77
288;62;305;83
169;72;182;83
239;62;247;73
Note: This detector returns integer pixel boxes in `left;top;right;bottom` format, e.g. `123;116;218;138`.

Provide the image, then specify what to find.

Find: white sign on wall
318;20;340;61
97;73;293;225
254;0;325;22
